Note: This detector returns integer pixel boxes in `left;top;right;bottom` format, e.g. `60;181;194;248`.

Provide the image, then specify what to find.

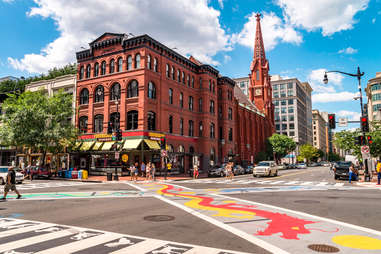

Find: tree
0;89;77;167
299;144;319;163
327;152;341;162
268;134;296;163
369;121;381;158
334;130;361;159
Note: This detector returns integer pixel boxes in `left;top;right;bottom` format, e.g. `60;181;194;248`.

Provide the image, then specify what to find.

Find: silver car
253;161;279;177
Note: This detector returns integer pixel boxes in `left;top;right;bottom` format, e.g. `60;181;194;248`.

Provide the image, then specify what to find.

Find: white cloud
218;0;223;9
336;110;361;121
308;68;344;94
8;0;231;73
232;11;302;51
276;0;369;36
223;55;231;63
2;0;14;3
313;91;358;103
338;47;358;54
372;18;376;24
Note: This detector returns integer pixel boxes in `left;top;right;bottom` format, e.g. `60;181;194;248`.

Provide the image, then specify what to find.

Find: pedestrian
193;165;199;179
1;167;22;200
134;162;139;181
141;162;146;179
151;162;156;181
349;163;355;184
146;162;151;181
376;160;381;185
129;163;135;181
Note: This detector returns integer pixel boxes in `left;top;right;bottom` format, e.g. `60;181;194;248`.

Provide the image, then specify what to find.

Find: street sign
338;117;348;127
161;149;167;157
361;145;370;154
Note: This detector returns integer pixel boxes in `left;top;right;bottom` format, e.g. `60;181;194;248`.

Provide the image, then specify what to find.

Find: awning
144;139;161;150
92;142;103;151
80;141;95;151
101;141;116;151
73;141;82;150
123;139;143;150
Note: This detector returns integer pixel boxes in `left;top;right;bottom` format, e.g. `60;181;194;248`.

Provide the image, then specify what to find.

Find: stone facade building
366;72;381;122
312;110;327;153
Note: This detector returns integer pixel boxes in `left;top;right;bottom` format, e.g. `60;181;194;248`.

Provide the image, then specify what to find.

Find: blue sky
1;0;380;130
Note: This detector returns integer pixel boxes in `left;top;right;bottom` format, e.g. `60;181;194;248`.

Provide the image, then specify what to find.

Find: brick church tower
248;14;274;127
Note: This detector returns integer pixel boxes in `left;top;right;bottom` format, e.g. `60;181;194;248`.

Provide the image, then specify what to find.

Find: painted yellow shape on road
332;235;381;250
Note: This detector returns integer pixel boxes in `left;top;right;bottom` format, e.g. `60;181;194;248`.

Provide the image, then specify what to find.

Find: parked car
244;165;254;174
253;161;279;177
287;164;297;169
30;166;52;179
0;166;24;184
333;161;357;180
208;165;225;177
321;161;331;167
296;163;307;169
309;162;319;167
233;165;245;175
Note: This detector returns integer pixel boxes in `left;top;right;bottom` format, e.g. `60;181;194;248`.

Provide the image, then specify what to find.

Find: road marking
317;182;329;186
334;183;345;187
300;181;313;185
283;181;299;185
268;181;285;185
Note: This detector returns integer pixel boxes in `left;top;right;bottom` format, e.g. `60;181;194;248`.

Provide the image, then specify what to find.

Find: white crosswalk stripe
0;218;250;254
5;181;100;191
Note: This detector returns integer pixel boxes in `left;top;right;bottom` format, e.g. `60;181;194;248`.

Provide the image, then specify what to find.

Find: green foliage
311;149;325;161
0;64;77;94
0;89;77;164
334;130;362;159
327;152;341;162
299;144;319;163
369;122;381;157
268;134;296;162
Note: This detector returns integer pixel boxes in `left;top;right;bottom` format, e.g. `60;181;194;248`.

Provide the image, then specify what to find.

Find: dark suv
333;161;357;180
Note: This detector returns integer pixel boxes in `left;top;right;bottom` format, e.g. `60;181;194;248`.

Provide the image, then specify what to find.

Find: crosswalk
1;181;100;191
173;178;346;187
0;218;250;254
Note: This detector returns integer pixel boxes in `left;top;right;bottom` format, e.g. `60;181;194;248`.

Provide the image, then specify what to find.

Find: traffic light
355;136;365;145
116;129;122;141
160;137;166;149
361;116;369;132
367;135;373;145
328;114;336;129
107;122;113;134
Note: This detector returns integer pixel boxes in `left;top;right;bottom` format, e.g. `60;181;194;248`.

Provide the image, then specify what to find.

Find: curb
49;177;103;183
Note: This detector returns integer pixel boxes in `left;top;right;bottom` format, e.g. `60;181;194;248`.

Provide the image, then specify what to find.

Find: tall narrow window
110;112;120;132
117;57;123;72
79;116;88;133
199;78;202;88
166;64;170;77
79;66;84;80
228;108;232;120
187;75;190;86
147;111;156;130
199;122;203;137
153;58;158;72
179;92;183;108
127;80;139;98
127;56;132;70
171;66;175;80
229;128;233;141
199;98;202;112
180;118;184;135
189;96;193;111
94;85;104;103
219;127;223;140
189;120;194;137
191;76;194;88
110;83;121;100
135;54;141;69
148;82;156;99
94;63;99;77
147;54;151;69
127;110;138;130
177;70;180;82
94;115;104;133
169;88;173;104
109;59;115;74
210;100;215;114
182;71;185;84
79;88;89;105
210;123;215;138
169;116;173;133
256;70;260;80
86;65;91;78
209;80;212;91
101;61;106;75
219;106;222;119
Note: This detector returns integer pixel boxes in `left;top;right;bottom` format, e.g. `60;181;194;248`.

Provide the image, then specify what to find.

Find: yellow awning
92;142;103;151
144;139;161;150
73;141;82;150
123;139;143;150
80;141;95;151
101;141;116;151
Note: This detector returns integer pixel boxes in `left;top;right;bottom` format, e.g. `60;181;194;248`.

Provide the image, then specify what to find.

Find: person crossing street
1;167;22;200
376;160;381;185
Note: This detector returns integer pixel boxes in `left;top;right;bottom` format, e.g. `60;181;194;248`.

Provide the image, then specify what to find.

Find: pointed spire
254;13;266;61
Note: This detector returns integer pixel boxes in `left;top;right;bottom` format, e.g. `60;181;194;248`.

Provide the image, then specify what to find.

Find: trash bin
72;171;78;179
78;170;82;180
107;172;113;181
66;170;72;179
82;170;88;179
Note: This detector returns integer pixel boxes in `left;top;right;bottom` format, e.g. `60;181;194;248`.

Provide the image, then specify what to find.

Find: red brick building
74;14;273;174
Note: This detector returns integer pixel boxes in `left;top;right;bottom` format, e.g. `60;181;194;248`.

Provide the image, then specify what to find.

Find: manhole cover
294;200;320;204
308;244;339;253
143;215;175;222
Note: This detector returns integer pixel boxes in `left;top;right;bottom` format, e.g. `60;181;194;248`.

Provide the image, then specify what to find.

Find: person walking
134;162;139;181
129;163;135;181
193;165;199;179
349;163;355;184
2;167;22;200
141;162;146;178
376;160;381;185
146;162;151;181
151;162;156;181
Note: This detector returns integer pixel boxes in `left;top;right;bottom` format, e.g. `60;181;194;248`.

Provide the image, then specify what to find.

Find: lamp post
323;66;370;181
114;87;120;181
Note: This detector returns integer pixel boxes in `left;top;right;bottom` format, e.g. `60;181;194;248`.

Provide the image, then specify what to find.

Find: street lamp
114;87;120;181
323;66;370;181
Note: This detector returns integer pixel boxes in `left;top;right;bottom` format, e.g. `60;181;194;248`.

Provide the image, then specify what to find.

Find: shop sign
97;137;113;142
149;137;161;141
121;154;129;163
94;134;112;139
149;132;165;138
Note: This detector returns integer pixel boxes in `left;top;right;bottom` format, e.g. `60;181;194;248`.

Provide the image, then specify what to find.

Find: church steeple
254;13;266;61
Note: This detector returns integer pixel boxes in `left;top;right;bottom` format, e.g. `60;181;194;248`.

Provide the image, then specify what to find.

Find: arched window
117;57;123;72
135;54;141;69
210;123;215;138
147;111;156;130
79;66;84;80
148;81;156;99
86;65;91;78
94;114;104;133
169;88;173;104
94;85;104;103
179;92;183;108
147;55;151;69
79;88;89;105
110;83;121;101
228;107;233;120
94;62;99;77
127;80;139;98
191;76;194;88
153;58;158;72
127;110;138;130
180;118;184;135
187;75;190;86
182;71;185;84
109;59;115;74
101;61;106;75
169;115;173;133
127;56;132;70
79;116;88;133
199;121;203;137
178;145;184;153
171;66;175;80
189;120;194;137
166;64;170;77
177;69;180;82
110;112;120;132
189;96;193;111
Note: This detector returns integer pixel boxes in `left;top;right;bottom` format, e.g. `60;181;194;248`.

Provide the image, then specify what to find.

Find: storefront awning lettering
92;142;103;151
101;141;116;151
144;139;161;150
122;139;143;150
80;141;95;151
